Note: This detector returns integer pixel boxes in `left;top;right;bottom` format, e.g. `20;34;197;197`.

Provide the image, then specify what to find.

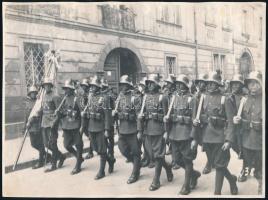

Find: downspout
194;6;198;78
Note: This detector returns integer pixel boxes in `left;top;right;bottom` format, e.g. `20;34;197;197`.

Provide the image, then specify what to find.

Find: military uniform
234;71;263;194
40;79;66;172
58;80;83;175
166;75;201;195
78;78;94;159
115;75;142;184
138;74;173;191
24;86;46;169
192;72;238;195
82;75;113;180
101;81;116;161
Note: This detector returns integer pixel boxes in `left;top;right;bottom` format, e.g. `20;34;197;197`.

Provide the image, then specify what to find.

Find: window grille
23;42;49;92
166;56;176;75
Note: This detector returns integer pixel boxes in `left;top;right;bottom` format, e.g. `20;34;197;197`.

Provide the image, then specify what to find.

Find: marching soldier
40;78;66;172
226;74;252;182
162;74;181;170
101;78;116;169
164;74;201;195
24;85;48;169
78;78;94;159
134;77;153;168
191;73;213;174
192;71;238;195
138;74;173;191
233;71;263;194
80;75;114;180
112;75;142;184
56;79;84;175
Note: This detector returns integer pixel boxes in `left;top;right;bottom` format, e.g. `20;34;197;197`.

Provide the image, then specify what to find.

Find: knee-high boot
214;168;225;195
203;150;212;174
95;154;106;180
223;168;238;195
149;158;162;191
71;144;84;175
162;159;173;182
179;163;193;195
127;155;141;184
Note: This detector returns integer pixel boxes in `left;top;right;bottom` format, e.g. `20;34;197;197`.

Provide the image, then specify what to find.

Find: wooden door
104;50;120;93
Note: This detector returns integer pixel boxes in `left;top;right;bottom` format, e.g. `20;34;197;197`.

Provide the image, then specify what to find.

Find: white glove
233;116;241;124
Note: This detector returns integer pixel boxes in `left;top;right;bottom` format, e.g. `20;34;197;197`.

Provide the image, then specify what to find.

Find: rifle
195;94;205;123
163;94;176;136
236;97;247;159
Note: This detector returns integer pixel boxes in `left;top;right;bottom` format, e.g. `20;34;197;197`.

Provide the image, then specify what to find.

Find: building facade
3;2;265;137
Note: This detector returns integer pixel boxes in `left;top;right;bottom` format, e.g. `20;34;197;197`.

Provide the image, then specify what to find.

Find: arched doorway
239;51;253;79
104;48;142;92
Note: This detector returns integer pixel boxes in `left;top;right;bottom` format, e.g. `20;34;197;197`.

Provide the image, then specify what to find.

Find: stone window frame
18;36;53;96
164;53;177;78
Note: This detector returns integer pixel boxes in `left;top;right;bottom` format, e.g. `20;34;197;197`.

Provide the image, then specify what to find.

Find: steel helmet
145;74;161;87
62;79;75;90
194;73;208;85
175;74;190;88
80;78;90;87
206;71;223;86
89;75;102;88
119;75;133;87
28;85;38;95
244;71;262;85
101;78;109;88
230;74;244;85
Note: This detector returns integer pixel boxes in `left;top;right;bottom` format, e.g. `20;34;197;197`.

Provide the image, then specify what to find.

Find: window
213;54;219;70
259;17;263;40
157;5;181;26
205;6;216;27
23;42;49;91
213;54;225;71
165;56;176;75
222;5;231;30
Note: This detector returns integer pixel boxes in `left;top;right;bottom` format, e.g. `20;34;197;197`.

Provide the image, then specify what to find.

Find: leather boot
71;157;84;175
71;146;84;175
214;168;224;195
95;155;106;180
162;160;173;182
149;159;162;191
148;161;155;168
202;161;212;174
127;156;141;184
107;155;116;174
33;152;45;169
57;152;66;168
44;154;57;173
223;168;238;195
179;164;192;195
190;170;201;190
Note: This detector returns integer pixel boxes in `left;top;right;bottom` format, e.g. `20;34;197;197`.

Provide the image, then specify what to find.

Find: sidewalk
4;130;119;173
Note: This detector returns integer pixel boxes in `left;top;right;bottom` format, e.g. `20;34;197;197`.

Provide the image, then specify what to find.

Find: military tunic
85;91;110;154
59;94;82;148
117;90;142;159
40;91;60;150
194;90;234;168
168;92;197;163
139;91;168;159
240;93;262;176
